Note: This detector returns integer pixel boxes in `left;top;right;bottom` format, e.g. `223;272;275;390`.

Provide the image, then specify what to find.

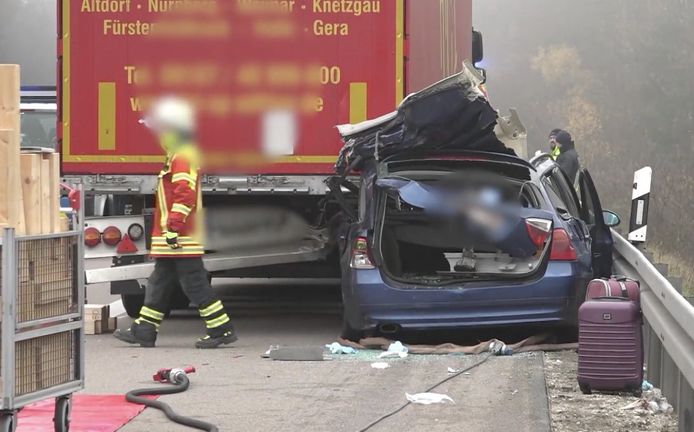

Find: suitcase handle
591;296;631;301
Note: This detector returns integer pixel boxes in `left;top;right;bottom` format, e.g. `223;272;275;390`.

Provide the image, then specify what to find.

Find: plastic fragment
406;392;455;405
371;362;390;369
378;341;409;359
325;342;356;355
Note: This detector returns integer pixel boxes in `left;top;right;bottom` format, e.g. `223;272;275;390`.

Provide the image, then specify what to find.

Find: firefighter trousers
139;257;232;335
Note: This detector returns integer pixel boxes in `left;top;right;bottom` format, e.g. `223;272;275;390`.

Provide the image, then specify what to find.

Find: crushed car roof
334;61;515;176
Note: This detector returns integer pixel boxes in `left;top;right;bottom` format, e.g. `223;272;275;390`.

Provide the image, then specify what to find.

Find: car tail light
525;218;552;248
102;226;122;246
350;236;375;269
549;228;577;261
84;227;101;248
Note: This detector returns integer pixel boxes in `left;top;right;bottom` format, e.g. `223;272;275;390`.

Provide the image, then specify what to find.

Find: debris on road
621;389;674;415
268;346;325;362
405;392;455;405
261;345;280;358
545;350;677;432
488;341;513;356
370;362;390;369
378;341;409;359
325;342;357;355
341;333;577;355
641;380;654;391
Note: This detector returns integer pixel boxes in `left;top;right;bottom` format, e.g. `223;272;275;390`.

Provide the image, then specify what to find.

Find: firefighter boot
196;300;238;349
195;323;238;349
113;320;157;348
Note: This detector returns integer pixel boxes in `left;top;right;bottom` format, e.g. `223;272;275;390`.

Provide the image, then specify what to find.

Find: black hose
125;375;219;432
357;353;494;432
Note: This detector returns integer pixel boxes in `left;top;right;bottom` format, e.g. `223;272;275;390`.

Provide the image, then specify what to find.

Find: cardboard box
84;305;115;335
84;304;109;321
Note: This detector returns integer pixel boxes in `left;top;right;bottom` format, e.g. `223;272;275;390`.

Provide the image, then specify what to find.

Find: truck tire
121;294;145;318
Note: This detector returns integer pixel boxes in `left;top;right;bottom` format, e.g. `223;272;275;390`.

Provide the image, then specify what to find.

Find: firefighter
114;97;238;349
548;128;562;160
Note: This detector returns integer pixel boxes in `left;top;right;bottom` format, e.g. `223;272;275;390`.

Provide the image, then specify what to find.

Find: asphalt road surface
83;281;552;432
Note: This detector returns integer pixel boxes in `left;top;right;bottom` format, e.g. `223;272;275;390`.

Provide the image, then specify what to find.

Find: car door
542;168;592;264
577;169;613;277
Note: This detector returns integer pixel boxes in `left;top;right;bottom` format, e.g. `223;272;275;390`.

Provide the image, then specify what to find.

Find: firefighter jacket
150;143;204;258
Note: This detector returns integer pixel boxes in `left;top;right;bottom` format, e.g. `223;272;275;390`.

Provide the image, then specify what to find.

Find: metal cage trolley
0;210;85;431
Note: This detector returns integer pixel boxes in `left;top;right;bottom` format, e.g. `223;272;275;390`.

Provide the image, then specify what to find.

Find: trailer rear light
350;236;375;269
525;218;552;248
84;227;101;248
127;223;145;241
102;226;122;247
549;228;577;261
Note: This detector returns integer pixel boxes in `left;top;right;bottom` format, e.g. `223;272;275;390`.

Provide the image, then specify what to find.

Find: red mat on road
17;394;155;432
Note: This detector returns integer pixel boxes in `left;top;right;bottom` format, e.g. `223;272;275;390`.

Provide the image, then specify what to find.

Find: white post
628;167;652;244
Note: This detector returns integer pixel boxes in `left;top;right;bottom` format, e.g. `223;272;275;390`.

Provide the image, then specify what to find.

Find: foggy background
0;0;56;85
0;0;691;295
475;0;694;296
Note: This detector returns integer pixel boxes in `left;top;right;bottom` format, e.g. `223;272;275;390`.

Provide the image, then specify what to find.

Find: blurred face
549;136;558;150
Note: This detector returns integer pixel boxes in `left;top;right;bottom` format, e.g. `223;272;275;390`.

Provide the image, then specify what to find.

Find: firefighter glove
164;231;181;249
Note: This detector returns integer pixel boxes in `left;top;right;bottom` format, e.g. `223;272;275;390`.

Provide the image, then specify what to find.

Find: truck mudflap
85;239;329;284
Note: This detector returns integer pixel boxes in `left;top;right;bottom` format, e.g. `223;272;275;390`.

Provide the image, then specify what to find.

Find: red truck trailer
59;0;480;316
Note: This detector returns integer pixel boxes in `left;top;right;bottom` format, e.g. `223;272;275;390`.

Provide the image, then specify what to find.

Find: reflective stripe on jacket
150;144;204;258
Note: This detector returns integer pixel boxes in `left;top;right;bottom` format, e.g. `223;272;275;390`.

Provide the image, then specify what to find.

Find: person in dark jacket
548;128;562;160
555;130;580;183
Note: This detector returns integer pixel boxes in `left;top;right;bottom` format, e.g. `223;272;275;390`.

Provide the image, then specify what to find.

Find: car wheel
340;315;363;342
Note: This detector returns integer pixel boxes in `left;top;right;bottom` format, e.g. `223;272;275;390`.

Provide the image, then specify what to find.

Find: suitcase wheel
631;388;642;398
579;383;592;395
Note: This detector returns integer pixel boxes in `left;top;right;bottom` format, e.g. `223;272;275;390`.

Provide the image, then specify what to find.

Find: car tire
340;315;363;342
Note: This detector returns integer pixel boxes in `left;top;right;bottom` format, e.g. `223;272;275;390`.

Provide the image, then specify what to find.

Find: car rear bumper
343;261;586;331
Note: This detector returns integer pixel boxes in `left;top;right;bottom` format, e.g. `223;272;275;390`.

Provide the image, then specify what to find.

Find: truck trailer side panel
59;1;473;176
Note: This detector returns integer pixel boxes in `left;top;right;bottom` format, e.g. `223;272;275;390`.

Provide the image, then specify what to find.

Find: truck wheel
121;294;145;318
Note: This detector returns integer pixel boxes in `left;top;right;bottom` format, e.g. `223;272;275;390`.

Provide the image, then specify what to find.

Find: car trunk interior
375;160;549;284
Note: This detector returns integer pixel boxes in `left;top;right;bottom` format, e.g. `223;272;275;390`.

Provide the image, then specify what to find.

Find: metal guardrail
612;230;694;432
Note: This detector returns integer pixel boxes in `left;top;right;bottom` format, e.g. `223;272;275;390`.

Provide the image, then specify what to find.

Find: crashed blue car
329;67;619;339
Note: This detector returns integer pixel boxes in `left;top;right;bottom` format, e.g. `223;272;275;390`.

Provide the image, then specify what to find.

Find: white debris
371;362;390;369
406;392;455;405
378;341;409;359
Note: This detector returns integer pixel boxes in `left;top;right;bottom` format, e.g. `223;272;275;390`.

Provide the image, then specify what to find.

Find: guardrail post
645;321;662;388
661;348;680;412
628;166;652;246
679;371;693;432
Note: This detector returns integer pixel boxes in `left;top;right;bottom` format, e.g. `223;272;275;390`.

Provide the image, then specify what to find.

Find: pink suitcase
585;275;640;302
577;280;643;396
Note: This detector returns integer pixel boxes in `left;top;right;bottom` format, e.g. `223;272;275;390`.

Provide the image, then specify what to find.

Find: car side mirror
602;210;621;227
472;29;484;66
